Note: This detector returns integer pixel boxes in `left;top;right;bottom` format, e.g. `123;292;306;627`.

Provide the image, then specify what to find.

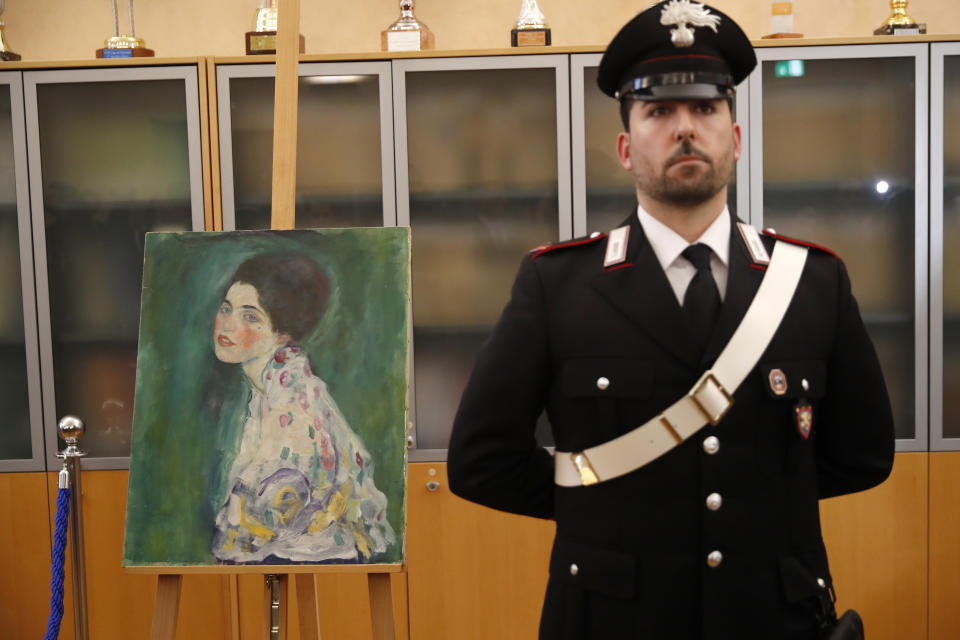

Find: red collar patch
761;230;838;259
531;233;607;260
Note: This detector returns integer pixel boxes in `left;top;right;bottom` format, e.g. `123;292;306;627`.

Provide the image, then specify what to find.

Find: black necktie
681;243;721;350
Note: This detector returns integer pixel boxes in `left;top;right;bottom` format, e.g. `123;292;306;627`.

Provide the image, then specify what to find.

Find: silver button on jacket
703;435;720;454
706;492;722;511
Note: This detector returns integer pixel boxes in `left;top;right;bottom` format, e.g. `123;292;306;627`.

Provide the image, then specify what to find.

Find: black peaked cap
598;0;757;100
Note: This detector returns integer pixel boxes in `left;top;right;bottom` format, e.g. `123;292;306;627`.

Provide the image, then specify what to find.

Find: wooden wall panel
930;451;960;640
0;472;53;638
406;462;555;640
3;451;948;638
819;452;928;640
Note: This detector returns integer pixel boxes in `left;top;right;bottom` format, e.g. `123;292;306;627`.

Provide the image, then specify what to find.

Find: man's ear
616;131;632;171
732;122;742;162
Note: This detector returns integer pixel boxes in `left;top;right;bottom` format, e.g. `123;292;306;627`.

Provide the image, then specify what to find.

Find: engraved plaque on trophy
761;1;802;39
874;0;926;35
96;0;155;58
0;1;20;61
245;0;306;55
511;0;551;47
381;0;434;52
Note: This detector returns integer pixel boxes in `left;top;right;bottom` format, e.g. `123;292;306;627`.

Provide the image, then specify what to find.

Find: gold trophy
381;0;434;52
874;1;926;35
96;0;154;58
245;0;305;55
511;0;551;47
0;1;20;61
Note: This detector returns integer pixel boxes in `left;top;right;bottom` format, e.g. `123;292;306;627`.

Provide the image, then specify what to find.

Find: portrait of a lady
208;253;395;564
124;229;408;568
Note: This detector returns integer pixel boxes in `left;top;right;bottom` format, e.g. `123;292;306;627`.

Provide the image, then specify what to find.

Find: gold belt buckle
570;452;599;486
689;370;734;426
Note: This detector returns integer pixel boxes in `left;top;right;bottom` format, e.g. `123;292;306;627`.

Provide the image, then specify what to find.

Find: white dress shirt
636;204;730;306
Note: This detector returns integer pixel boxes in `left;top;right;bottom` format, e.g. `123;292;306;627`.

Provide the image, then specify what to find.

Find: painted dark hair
227;254;331;342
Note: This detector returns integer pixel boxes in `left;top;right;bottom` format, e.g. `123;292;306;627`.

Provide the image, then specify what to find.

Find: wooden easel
139;565;401;640
137;2;403;638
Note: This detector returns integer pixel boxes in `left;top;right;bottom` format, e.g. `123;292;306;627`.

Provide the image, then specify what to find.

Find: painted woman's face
213;282;284;364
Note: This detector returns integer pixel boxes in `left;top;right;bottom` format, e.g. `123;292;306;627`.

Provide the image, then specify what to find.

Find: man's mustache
667;141;711;166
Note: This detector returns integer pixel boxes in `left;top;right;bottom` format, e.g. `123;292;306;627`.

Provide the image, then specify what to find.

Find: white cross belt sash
555;240;809;487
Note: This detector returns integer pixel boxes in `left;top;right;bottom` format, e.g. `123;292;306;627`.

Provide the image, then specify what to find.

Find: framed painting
122;228;409;567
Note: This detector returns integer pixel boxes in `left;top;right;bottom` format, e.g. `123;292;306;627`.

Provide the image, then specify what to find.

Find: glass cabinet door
217;61;394;230
752;45;927;446
26;67;204;468
571;54;742;237
0;73;43;471
934;44;960;448
394;56;571;458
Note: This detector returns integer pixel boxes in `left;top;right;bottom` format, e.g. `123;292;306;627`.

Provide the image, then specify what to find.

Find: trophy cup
874;1;926;35
96;0;154;58
511;0;551;47
0;1;20;61
245;0;306;55
381;0;434;52
761;1;802;39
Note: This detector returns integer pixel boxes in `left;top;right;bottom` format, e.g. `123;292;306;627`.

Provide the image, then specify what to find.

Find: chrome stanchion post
57;416;89;640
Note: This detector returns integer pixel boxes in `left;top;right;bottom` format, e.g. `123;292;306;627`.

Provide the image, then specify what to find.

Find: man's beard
637;140;735;207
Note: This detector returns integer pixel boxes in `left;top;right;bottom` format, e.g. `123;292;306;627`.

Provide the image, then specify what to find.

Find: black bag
816;583;864;640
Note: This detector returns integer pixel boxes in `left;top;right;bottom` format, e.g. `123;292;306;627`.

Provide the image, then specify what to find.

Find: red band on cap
639;54;726;66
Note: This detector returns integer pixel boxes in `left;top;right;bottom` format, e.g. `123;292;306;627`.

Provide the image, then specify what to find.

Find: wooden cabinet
2;40;960;638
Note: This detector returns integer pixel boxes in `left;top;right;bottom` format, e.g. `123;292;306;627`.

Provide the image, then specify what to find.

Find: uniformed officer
447;2;895;639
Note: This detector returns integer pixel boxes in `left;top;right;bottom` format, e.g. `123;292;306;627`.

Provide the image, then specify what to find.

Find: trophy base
0;50;20;61
245;31;306;55
761;32;803;39
381;28;434;52
511;28;551;47
96;47;155;59
873;23;926;35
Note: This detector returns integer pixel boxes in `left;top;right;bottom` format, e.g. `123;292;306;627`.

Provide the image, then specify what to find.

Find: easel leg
151;574;183;640
368;573;396;640
262;574;289;640
295;573;322;640
222;574;240;640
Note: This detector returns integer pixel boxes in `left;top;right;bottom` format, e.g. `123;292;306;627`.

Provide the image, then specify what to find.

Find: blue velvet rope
44;486;70;640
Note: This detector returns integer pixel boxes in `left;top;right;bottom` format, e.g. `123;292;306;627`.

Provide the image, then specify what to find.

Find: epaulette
530;232;606;260
762;229;838;259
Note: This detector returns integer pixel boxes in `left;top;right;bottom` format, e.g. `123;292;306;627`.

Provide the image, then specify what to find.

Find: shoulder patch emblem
603;225;630;268
762;230;838;259
531;232;606;260
737;222;770;265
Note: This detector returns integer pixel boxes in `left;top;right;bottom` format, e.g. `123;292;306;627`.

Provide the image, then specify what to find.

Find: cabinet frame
216;60;397;230
930;42;960;451
0;72;45;472
749;44;930;453
24;65;206;470
392;54;572;462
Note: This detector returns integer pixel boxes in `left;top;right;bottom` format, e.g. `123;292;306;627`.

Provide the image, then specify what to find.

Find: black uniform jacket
447;211;895;640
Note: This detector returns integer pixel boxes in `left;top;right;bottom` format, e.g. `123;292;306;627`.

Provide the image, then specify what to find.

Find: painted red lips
217;335;235;347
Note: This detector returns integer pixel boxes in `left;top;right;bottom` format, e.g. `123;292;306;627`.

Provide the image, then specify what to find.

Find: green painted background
122;228;409;566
